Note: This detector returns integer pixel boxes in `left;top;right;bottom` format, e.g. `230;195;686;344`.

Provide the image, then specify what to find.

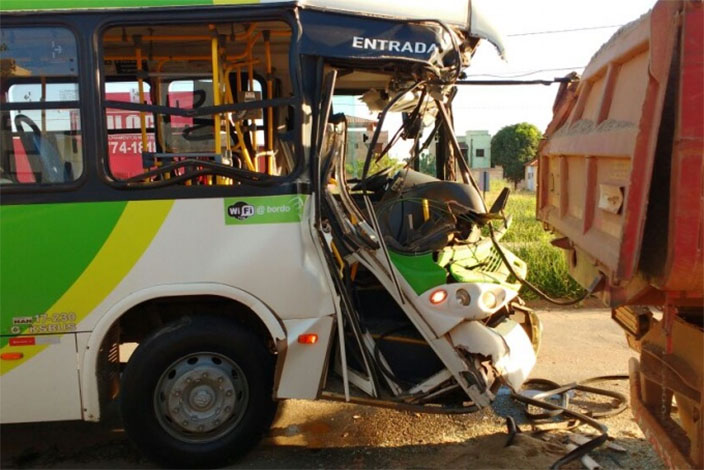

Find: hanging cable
465;66;585;79
507;24;624;37
453;77;577;86
510;375;628;469
487;223;603;306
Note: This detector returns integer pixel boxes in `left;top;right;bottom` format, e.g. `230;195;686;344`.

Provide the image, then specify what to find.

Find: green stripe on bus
0;202;127;342
0;0;260;10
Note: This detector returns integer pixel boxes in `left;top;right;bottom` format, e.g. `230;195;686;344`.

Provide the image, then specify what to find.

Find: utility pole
469;137;474;169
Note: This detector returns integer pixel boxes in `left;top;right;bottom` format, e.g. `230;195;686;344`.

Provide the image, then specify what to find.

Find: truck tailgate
536;0;703;306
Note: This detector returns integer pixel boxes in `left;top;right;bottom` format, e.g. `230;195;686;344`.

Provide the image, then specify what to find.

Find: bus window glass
105;81;155;179
0;27;82;185
333;91;437;181
101;21;295;185
161;79;220;155
160;79;266;157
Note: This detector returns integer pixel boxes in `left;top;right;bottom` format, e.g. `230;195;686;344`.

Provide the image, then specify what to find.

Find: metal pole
264;31;274;175
135;41;149;156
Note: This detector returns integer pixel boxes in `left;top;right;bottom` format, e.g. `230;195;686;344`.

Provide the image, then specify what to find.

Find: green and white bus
0;0;540;466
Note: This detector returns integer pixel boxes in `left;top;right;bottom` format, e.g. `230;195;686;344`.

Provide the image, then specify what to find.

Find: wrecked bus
0;0;541;467
537;0;703;467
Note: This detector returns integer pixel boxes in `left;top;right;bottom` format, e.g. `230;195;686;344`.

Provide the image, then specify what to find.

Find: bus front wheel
120;316;278;468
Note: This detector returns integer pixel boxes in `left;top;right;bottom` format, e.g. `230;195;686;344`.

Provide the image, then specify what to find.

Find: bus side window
101;21;295;186
0;27;83;185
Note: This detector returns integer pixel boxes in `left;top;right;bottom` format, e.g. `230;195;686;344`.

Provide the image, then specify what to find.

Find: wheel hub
155;353;248;442
190;385;215;409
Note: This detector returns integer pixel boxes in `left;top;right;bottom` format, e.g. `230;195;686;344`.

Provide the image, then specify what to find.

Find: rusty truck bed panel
655;2;704;294
539;1;703;467
537;0;703;307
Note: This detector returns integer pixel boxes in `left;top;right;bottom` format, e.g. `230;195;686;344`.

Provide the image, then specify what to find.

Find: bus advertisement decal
224;195;307;225
0;200;173;374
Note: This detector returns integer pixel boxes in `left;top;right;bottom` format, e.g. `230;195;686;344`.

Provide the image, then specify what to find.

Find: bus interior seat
14;114;70;183
375;170;486;254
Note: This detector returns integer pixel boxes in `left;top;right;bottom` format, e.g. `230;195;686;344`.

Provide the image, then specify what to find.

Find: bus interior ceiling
101;21;294;181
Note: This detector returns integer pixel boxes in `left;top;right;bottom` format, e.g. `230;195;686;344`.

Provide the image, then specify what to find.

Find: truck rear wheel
120;316;277;468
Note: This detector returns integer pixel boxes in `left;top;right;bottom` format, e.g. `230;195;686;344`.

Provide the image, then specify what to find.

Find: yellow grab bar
135;46;149;155
422;199;430;222
210;26;222;158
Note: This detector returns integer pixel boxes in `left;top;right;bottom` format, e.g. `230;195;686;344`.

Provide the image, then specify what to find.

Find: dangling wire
488;223;604;305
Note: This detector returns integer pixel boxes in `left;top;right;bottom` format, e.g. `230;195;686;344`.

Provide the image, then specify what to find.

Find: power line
506;24;624;37
452;105;555;110
333;67;586;82
465;66;585;79
455;77;573;86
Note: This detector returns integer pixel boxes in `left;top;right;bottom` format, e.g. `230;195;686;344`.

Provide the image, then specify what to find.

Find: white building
524;159;538;192
419;129;502;188
459;130;492;169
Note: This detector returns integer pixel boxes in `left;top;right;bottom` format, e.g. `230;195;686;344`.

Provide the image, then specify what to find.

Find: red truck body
537;1;703;467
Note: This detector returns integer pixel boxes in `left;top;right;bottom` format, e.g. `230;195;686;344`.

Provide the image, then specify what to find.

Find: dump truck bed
537;0;703;307
538;2;703;466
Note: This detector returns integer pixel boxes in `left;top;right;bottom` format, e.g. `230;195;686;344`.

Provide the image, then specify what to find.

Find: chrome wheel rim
154;352;249;443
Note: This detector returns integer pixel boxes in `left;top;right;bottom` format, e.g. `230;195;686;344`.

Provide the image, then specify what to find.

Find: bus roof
1;0;505;59
2;0;471;29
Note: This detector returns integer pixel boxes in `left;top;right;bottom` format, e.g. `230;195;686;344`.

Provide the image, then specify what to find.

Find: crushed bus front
307;7;541;411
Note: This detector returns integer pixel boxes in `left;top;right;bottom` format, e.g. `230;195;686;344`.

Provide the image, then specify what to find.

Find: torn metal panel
449;319;536;391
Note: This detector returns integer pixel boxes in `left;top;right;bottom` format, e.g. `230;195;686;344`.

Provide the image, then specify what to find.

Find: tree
418;150;436;177
345;152;402;179
490;122;542;187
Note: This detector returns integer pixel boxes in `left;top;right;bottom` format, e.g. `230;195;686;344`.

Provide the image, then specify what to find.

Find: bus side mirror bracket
489;187;510;214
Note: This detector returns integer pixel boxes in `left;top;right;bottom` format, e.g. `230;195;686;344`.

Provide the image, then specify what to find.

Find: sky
334;0;658;158
454;0;658;136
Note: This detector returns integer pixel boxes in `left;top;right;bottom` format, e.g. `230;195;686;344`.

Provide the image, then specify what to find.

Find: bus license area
11;312;77;335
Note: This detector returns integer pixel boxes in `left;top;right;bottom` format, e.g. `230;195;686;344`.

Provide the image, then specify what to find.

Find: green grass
485;179;585;301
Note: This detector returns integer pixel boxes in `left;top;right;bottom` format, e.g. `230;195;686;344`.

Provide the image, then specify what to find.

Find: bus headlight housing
455;288;471;306
481;290;498;310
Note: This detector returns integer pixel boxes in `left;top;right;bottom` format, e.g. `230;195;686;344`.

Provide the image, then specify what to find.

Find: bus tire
120;316;278;468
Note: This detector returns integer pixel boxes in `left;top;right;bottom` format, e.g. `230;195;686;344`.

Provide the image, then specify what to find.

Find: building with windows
459;130;491;169
419;129;502;188
344;115;389;178
459;130;502;189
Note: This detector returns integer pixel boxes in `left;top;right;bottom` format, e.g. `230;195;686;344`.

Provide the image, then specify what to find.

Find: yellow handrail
264;31;274;175
103;24;263;43
210;26;222;158
223;65;256;172
135;46;149;154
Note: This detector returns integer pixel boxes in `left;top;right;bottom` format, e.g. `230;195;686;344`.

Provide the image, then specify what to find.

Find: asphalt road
1;308;664;469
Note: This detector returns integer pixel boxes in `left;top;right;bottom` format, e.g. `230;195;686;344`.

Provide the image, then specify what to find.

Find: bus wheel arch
81;285;286;423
